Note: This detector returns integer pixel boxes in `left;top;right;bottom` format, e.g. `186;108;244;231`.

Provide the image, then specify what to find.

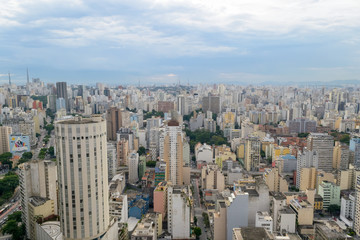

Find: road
192;178;210;240
0;201;20;226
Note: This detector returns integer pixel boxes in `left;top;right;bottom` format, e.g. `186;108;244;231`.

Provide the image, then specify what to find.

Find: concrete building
28;197;55;240
296;150;317;189
195;143;213;163
163;120;183;185
287;118;316;134
107;142;117;180
354;176;360;235
56;82;68;111
269;192;287;233
157;101;174;113
109;194;128;228
201;164;225;192
264;168;289;193
213;201;227;240
55;116;117;240
19;160;57;239
106;106;122;141
131;213;162;240
128;151;139;184
318;181;340;209
333;141;349;170
167;185;191;239
255;211;273;233
227;191;249;240
202;94;221;114
299;167;317;191
340;192;355;228
0;126;12;154
244;136;261;171
350;138;360;169
289;199;313;226
307;133;334;172
277;208;296;234
153;182;168;220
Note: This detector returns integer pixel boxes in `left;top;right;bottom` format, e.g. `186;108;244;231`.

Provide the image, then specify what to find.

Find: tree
260;150;266;158
21;152;33;160
137;146;146;156
328;204;340;215
146;161;156;167
48;147;55;156
340;134;350;145
194;216;197;226
193;227;201;239
36;133;41;138
1;211;26;240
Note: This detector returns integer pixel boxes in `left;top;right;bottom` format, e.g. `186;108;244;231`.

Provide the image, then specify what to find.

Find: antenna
8;72;11;85
27;68;29;84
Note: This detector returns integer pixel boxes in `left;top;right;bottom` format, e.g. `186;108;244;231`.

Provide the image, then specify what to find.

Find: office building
106;106;122;141
0;126;12;154
244;136;261;171
56;82;68;111
318;181;340;209
163;120;183;185
128;151;139;184
55;116;117;239
307;133;334;172
167;185;191;239
350;138;360;169
202;94;221;114
18;160;57;239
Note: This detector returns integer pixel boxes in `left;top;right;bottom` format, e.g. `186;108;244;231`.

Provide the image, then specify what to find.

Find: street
192;178;210;240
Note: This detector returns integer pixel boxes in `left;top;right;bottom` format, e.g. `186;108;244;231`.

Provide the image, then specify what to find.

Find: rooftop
29;196;50;207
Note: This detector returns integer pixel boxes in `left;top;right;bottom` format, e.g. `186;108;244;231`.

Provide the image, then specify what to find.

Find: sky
0;0;360;85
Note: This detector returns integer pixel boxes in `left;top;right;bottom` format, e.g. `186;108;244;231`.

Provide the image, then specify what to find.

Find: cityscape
1;81;360;240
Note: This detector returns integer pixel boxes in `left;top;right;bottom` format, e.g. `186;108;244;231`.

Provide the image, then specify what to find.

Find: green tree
146;161;156;167
328;204;340;215
194;216;197;226
340;134;350;145
137;146;146;156
44;124;54;135
8;211;22;222
36;133;41;138
21;152;33;160
193;227;202;239
260;150;266;158
48;147;55;156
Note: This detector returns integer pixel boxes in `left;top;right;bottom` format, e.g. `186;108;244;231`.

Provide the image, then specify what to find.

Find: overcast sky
1;0;360;85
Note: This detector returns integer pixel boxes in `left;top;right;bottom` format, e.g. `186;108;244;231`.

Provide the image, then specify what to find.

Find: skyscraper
244;136;261;171
106;106;122;141
56;82;68;111
307;133;334;172
163;120;183;185
55;115;117;239
0;126;12;154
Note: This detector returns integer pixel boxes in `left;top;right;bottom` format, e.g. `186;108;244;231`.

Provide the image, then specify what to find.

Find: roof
238;227;271;240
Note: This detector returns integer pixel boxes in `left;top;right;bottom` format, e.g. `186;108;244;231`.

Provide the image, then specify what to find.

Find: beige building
131;213;162;240
244;136;261;171
338;165;360;190
299;167;317;191
55;116;116;239
19;160;57;239
264;168;289;192
163;120;183;185
28;197;55;240
106;106;122;141
201;164;225;192
289;199;314;226
333;141;349;170
354;175;360;235
213;201;227;240
0;126;12;154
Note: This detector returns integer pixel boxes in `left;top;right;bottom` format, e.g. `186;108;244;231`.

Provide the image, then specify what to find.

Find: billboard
9;135;30;154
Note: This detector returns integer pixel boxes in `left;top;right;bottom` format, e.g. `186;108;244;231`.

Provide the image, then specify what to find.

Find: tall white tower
55;115;115;239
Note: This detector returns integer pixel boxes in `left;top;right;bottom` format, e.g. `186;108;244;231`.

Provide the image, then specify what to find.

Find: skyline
1;0;360;84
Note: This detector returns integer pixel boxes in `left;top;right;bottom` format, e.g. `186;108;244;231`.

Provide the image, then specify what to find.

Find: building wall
226;192;248;240
55;116;110;239
0;126;12;154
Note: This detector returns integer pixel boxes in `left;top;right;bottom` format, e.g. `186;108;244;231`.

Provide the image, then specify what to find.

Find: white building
55;116;117;239
107;142;117;180
167;185;191;239
128;151;139;184
18;160;57;239
255;211;273;233
340;192;355;228
296;149;318;188
196;143;213;163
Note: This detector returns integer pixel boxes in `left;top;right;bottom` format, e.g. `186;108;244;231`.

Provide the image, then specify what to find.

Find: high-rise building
163;120;183;185
296;149;317;189
350;138;360;169
202;94;221;114
0;126;12;154
55;116;117;239
354;176;360;235
56;82;68;111
128;151;139;184
18;160;57;239
167;185;191;239
106;106;122;141
244;136;261;171
177;95;186;116
333;141;349;170
307;133;334;172
287;118;316;134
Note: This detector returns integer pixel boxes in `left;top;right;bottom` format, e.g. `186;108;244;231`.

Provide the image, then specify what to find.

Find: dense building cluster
2;79;360;239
